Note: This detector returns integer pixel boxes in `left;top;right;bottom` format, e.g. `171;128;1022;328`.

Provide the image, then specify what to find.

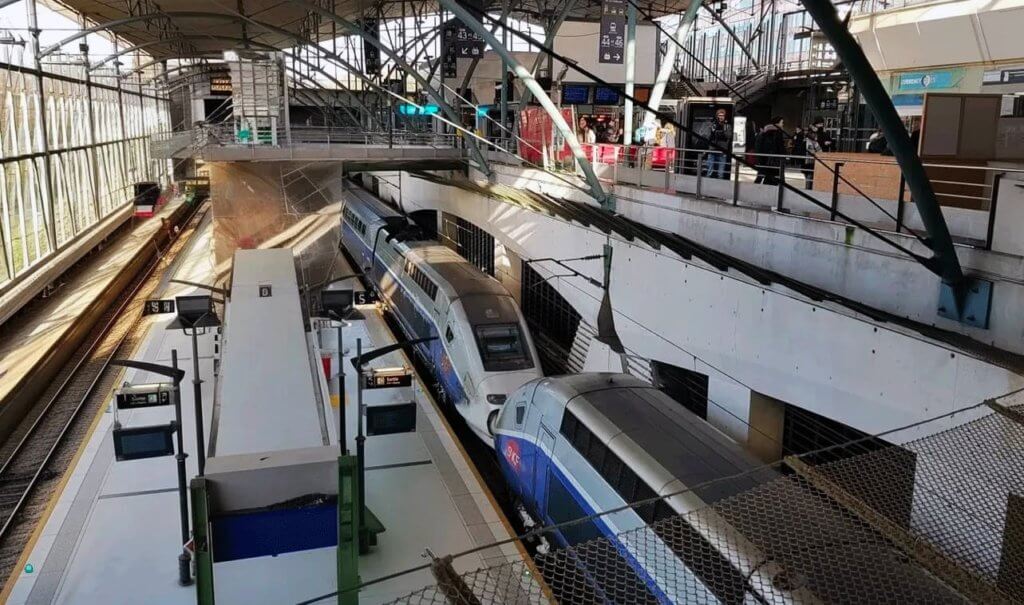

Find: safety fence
383;388;1024;604
489;139;1021;251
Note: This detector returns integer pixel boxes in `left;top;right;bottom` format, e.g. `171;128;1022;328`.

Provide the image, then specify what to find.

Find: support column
80;25;101;221
623;0;637;145
801;0;964;289
27;0;56;249
644;0;702;130
436;0;613;209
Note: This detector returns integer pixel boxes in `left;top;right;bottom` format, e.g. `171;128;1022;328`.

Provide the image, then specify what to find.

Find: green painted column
337;455;360;605
190;477;215;605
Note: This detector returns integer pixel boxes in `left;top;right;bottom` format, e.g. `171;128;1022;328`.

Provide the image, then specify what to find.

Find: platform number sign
144;299;175;316
354;290;379;305
599;0;627;64
259;284;272;298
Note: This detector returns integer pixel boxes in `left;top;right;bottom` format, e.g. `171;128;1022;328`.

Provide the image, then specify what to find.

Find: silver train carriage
494;373;811;604
340;185;542;444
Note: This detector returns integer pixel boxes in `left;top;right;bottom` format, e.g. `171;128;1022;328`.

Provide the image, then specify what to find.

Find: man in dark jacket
754;116;786;185
811;118;834;152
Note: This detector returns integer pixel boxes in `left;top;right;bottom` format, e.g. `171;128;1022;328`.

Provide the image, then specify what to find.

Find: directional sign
116;383;173;410
599;0;627;64
144;299;175;316
366;402;417;436
363;367;413;390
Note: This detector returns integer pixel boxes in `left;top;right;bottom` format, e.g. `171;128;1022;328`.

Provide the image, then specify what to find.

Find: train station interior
0;0;1022;601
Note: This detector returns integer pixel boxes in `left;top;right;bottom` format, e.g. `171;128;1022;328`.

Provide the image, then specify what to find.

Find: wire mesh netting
383;390;1024;604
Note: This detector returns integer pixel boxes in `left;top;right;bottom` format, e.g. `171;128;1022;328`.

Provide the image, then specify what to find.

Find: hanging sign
599;0;627;64
363;19;381;74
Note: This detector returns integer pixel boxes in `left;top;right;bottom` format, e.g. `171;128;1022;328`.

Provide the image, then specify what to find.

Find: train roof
407;245;510;299
560;374;773;503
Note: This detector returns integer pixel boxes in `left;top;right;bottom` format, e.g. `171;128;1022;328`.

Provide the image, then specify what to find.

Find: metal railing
493;140;1022;250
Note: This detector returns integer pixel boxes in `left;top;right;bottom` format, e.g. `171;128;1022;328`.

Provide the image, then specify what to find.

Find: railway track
0;202;208;583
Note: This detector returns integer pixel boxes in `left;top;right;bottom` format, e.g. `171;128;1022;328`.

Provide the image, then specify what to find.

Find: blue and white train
494;373;809;604
340;185;543;444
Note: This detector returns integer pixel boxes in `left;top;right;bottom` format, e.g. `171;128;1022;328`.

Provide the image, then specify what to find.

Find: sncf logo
503;439;522;474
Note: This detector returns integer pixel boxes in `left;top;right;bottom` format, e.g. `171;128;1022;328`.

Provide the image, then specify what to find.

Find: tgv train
494;373;806;604
340;185;542;444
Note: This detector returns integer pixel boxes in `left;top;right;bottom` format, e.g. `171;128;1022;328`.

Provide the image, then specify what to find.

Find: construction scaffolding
382;388;1024;604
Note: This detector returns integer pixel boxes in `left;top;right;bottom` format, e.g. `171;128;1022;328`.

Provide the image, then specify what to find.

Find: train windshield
473;324;533;372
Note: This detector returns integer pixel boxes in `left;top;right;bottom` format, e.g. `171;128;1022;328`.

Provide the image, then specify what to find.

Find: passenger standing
811;118;834;152
704;108;733;179
754;116;786;185
792;127;807;166
803;131;822;190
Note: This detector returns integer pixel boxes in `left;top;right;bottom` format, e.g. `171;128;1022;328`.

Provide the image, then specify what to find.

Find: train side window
515;405;526;425
445;325;454;342
634;482;658;523
574;422;592;456
617;467;639;503
601;452;624;488
652;499;674;523
585;436;606;470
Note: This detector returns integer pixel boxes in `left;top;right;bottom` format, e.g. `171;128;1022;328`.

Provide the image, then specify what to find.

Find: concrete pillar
706;377;752;445
747;391;787;463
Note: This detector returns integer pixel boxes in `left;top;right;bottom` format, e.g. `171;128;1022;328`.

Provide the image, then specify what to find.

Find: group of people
751;117;834;188
577;116;677;148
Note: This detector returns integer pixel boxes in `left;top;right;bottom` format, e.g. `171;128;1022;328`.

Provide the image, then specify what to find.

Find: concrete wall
482;161;1024;357
378;172;1024;448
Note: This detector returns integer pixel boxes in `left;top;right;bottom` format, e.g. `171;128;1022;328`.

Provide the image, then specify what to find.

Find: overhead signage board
113;424;176;461
365;402;417;436
209;76;232;95
363;18;381;74
561;84;591;105
594;85;622;105
116;383;173;410
442;25;458;79
144;299;175;316
599;0;627;64
451;22;485;59
363;367;413;389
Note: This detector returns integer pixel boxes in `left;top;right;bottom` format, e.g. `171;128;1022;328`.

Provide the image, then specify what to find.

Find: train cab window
560;411;578;442
473;324;533;372
585;435;607;470
446;325;454;343
601;452;624;487
515;405;526;425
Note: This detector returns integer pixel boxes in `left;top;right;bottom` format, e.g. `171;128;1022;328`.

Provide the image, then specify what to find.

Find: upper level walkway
152;125;466;167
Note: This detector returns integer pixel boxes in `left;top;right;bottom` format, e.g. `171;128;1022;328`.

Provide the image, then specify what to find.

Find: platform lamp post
320;274;363;453
167;292;223;476
110;355;191;586
350;335;436;549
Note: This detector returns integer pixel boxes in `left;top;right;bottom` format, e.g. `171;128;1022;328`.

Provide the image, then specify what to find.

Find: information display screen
113;425;175;461
366;402;417;436
561;84;591;105
593;86;622;105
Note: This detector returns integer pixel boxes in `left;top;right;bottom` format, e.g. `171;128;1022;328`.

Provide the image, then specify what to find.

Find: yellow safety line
0;363;132;603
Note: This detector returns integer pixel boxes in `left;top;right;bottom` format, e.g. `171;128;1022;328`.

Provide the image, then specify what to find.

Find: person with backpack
754;116;786;185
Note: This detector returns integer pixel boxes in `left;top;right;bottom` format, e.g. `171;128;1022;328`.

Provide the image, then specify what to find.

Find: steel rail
0;202;206;545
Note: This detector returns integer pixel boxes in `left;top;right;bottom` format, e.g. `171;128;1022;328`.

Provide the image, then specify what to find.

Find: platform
0;200;185;409
5;218;525;604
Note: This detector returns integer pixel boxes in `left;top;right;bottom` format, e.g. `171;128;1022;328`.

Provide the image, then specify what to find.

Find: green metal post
337;455;360;605
190;477;215;605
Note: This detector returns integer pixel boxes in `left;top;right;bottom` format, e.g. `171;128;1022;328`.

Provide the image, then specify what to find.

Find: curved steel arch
219;3;492;175
91;34;246;71
39;12;244;59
